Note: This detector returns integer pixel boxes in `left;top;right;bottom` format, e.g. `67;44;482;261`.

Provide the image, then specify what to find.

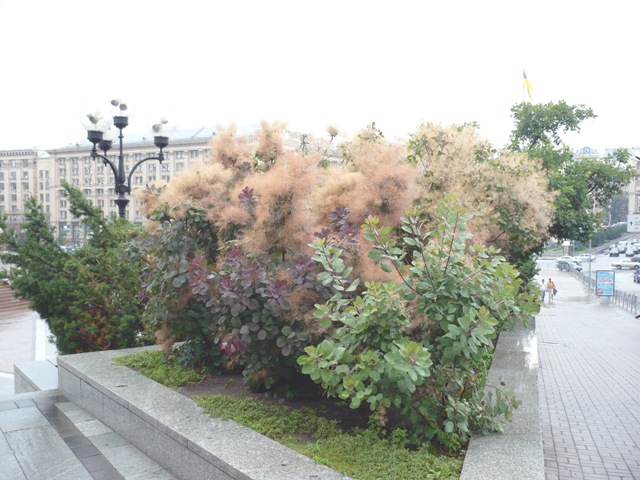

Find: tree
407;122;553;280
0;181;150;354
509;100;635;242
298;202;536;449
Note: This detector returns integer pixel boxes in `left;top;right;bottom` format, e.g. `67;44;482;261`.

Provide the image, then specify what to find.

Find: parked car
617;241;628;252
556;255;581;265
611;258;640;269
625;247;635;257
631;256;640;262
556;260;582;272
634;269;640;283
576;253;596;262
630;238;639;245
609;247;620;257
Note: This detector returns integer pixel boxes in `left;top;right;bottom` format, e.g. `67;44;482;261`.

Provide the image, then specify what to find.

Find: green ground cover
115;350;463;480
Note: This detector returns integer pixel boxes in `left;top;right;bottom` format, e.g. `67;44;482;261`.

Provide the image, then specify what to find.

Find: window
11;194;17;202
83;189;91;196
10;183;16;191
45;205;50;213
98;199;104;207
23;194;29;201
148;164;156;172
72;157;79;165
176;162;184;172
134;176;143;185
0;183;3;191
60;210;67;219
84;178;92;185
0;173;3;180
46;194;49;202
175;151;184;159
162;164;171;172
23;171;29;179
72;167;79;175
10;172;16;180
84;157;91;164
135;153;142;161
72;179;79;186
190;150;199;158
0;194;4;202
60;200;67;208
97;166;104;174
84;167;92;175
162;175;170;182
60;168;66;176
11;205;18;213
22;182;29;190
10;160;16;167
58;158;66;164
148;175;156;182
23;159;29;167
97;178;104;185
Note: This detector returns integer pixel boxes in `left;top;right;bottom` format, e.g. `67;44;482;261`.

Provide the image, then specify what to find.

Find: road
538;253;640;295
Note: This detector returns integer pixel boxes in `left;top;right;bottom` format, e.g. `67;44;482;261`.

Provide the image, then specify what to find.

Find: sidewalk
536;268;640;479
0;308;56;396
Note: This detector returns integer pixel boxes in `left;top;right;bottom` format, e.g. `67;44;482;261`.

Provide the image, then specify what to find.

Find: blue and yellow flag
523;70;534;102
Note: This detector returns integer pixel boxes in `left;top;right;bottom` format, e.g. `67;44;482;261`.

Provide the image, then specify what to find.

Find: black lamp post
81;99;175;219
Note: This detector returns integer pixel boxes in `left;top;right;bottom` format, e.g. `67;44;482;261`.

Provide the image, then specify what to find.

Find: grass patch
115;350;463;480
114;350;204;389
196;395;462;480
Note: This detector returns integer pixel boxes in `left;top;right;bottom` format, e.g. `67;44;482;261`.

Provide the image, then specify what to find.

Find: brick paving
536;271;640;479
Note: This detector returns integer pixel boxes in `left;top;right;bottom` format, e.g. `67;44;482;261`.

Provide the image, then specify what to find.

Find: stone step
0;390;177;480
0;283;31;313
0;391;95;480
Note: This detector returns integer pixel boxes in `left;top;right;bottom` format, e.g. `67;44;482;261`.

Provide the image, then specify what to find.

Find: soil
178;372;372;433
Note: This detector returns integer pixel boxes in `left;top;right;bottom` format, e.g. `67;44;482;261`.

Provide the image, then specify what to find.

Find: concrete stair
0;282;31;315
0;390;177;480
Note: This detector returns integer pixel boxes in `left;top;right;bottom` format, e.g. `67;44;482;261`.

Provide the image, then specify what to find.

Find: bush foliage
2;120;552;450
0;182;150;354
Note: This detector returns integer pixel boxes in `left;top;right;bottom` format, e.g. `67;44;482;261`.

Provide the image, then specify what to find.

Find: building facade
0;128;215;245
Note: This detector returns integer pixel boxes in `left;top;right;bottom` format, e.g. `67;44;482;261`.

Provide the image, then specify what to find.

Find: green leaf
368;249;383;261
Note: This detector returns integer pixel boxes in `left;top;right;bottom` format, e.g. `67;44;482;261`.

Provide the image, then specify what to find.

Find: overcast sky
0;0;637;153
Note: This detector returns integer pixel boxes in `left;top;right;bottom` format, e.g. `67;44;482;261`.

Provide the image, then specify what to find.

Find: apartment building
0;127;215;245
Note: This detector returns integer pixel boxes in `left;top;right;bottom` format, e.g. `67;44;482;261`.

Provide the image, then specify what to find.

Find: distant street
538;254;640;295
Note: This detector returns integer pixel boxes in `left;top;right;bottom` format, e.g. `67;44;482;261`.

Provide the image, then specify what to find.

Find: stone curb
460;318;544;480
57;346;352;480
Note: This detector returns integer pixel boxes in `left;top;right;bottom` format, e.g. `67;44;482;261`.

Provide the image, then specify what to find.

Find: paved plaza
536;266;640;479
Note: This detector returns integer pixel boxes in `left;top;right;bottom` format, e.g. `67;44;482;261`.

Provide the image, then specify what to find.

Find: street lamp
81;99;175;219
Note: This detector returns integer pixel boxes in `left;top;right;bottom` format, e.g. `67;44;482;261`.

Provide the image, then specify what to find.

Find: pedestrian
540;279;546;303
546;278;556;303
